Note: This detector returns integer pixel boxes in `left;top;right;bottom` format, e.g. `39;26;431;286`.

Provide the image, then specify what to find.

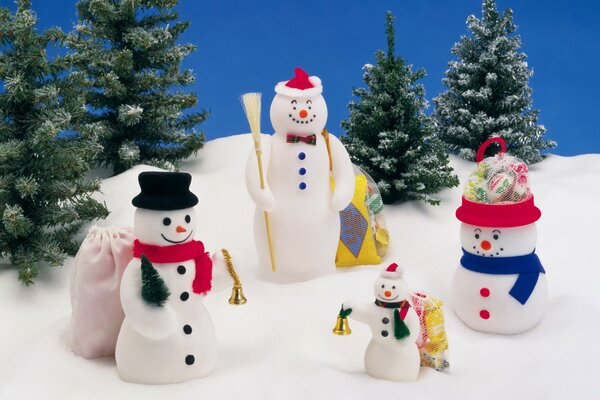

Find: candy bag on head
69;226;135;359
463;137;531;204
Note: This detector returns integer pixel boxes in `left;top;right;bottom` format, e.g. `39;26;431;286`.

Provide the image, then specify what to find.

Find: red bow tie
286;133;317;145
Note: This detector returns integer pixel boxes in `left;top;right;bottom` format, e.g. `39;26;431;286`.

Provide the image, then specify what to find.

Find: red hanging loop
476;137;507;163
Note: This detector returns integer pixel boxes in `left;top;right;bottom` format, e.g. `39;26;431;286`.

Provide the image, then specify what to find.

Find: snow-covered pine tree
433;0;556;163
0;0;108;285
66;0;206;175
341;11;458;205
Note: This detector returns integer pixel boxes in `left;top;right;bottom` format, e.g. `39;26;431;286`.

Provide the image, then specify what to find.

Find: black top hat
132;172;198;211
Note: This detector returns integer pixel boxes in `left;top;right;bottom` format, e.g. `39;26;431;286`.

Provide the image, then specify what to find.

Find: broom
240;92;276;272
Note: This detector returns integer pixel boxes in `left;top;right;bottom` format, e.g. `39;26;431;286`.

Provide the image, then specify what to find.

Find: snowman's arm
342;302;372;324
209;249;240;294
245;135;275;211
120;259;178;341
329;135;355;211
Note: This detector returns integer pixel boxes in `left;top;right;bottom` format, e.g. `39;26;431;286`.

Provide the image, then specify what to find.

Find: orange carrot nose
480;240;491;251
299;109;308;118
384;290;392;298
176;225;187;233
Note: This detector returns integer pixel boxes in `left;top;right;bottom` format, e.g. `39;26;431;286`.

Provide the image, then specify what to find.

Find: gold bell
332;315;352;336
229;285;247;305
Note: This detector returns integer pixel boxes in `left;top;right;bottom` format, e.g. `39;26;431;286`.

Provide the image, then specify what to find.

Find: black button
381;330;389;337
180;292;189;301
177;265;186;275
183;325;192;334
382;317;389;324
185;355;195;365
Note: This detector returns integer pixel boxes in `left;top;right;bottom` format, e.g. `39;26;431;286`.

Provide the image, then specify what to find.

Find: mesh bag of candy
360;165;389;258
410;292;450;372
464;138;531;204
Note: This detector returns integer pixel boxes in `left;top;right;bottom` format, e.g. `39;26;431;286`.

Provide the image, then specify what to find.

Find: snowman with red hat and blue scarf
340;263;421;381
452;137;548;334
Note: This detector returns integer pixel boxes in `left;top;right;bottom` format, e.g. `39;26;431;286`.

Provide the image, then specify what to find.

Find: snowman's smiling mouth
161;231;193;244
288;114;316;124
377;294;399;301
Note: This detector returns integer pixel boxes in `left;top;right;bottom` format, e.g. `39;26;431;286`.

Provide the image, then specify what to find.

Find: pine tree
66;0;207;175
433;0;556;163
0;0;108;285
341;11;458;205
140;255;170;306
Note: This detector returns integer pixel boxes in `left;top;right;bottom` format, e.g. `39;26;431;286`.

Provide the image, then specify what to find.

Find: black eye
185;215;191;223
493;234;499;240
392;286;396;289
293;107;296;110
381;284;385;288
163;218;171;226
308;106;312;109
475;234;480;239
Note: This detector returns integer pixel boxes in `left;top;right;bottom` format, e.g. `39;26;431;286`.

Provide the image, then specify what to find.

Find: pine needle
240;92;262;148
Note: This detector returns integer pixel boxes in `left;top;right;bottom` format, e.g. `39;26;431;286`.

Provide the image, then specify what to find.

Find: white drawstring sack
68;226;135;359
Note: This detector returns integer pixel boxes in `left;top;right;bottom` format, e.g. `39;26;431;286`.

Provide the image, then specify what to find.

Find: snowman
341;263;421;381
245;67;355;282
116;171;229;384
451;138;547;334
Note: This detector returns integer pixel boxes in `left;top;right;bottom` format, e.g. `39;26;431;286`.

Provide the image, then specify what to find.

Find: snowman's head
460;222;537;258
271;67;327;135
134;207;197;246
373;263;411;303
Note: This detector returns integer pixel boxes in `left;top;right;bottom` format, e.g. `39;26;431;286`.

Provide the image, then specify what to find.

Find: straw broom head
240;92;262;149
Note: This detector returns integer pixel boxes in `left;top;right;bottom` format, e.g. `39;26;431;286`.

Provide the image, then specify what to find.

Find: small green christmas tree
140;255;170;306
341;11;458;205
0;0;108;284
433;0;556;163
66;0;207;175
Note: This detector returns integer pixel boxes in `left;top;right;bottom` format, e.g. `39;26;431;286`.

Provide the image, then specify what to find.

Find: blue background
12;0;600;155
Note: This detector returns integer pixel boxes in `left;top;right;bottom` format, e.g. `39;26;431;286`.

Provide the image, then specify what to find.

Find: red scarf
133;239;212;295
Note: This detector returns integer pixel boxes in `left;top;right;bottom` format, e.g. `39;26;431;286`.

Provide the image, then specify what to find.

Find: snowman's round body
247;69;354;282
116;207;217;384
451;223;547;334
343;265;421;382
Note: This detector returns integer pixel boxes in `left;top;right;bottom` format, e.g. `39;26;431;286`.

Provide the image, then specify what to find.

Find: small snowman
452;137;547;334
116;172;229;384
340;263;421;381
245;67;355;282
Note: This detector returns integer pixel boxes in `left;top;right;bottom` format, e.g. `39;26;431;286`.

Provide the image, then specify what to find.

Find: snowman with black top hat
116;171;234;384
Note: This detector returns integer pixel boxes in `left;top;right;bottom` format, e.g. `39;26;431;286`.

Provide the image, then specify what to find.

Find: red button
480;288;490;297
480;310;490;319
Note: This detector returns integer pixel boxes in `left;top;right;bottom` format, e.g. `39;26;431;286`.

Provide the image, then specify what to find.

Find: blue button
299;167;306;175
298;152;306;160
299;182;307;190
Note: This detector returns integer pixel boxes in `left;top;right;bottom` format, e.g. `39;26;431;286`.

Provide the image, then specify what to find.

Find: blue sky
18;0;600;155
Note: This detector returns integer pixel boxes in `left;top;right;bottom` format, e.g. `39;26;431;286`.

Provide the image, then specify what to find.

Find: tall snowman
245;67;355;282
340;264;421;381
116;172;221;384
451;137;547;334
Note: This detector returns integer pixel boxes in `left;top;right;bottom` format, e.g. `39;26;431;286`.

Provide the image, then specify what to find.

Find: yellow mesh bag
411;292;450;371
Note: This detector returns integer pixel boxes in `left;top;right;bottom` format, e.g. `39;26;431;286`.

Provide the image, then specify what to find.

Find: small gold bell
332;315;352;336
229;285;247;305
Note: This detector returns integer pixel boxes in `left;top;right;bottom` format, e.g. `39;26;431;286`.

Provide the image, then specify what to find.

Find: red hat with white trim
381;263;404;279
456;137;541;227
275;67;323;98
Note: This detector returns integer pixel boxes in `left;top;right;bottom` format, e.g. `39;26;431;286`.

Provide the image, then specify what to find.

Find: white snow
1;134;599;400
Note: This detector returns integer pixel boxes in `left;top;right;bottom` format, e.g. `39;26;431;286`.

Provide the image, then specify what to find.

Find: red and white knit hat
275;67;322;98
456;137;541;227
381;263;404;279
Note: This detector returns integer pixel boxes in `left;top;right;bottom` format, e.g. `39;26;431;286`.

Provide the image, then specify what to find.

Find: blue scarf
460;249;545;305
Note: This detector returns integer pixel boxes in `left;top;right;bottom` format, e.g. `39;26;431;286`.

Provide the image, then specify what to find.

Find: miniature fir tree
66;0;207;175
140;255;170;306
0;0;108;285
433;0;556;163
341;11;458;205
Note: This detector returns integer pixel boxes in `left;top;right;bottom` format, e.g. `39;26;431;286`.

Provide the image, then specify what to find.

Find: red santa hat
380;263;404;279
275;67;323;98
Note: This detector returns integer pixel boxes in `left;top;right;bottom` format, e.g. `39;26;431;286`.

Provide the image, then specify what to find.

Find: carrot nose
176;225;187;233
480;240;491;251
384;290;392;298
299;109;308;119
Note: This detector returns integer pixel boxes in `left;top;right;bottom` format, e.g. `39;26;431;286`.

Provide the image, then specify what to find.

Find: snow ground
1;134;599;400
